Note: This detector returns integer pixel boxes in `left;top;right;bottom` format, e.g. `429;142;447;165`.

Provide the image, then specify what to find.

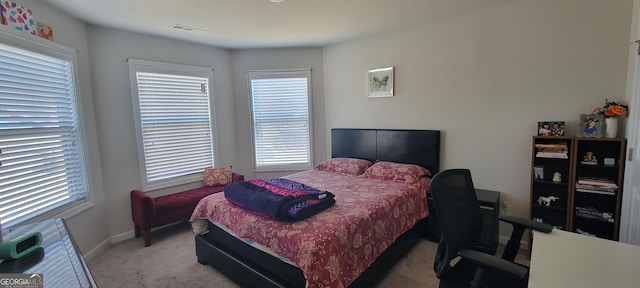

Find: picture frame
577;114;605;138
534;165;544;180
368;67;394;97
537;121;565;136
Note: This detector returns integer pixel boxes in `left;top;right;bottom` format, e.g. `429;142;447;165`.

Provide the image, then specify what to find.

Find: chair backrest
430;169;483;278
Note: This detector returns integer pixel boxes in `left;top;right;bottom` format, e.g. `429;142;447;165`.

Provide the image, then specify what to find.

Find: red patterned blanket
190;169;429;288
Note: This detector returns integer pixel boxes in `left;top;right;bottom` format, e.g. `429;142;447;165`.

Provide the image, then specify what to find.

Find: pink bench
130;172;244;246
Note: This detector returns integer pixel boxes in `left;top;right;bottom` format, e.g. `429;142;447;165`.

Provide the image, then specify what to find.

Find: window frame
0;28;94;228
128;59;217;191
247;69;313;172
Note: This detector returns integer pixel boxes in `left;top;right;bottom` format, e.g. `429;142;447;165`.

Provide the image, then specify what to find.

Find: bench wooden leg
134;225;141;238
144;228;151;247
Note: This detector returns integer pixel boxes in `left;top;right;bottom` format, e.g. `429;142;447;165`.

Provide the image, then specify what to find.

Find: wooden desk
0;218;96;288
529;229;640;288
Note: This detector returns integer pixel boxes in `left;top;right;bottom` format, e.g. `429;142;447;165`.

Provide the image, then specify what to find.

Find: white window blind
129;60;215;191
248;69;312;171
0;41;88;228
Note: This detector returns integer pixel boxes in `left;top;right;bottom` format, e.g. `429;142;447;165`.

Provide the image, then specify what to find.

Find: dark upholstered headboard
331;128;441;174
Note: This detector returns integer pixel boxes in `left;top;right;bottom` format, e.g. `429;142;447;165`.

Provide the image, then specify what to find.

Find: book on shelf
576;188;615;195
536;152;568;159
577;177;618;187
534;143;568;149
575;207;614;222
575;183;617;190
536;150;567;154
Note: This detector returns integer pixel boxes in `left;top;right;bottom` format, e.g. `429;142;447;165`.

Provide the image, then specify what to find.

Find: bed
191;128;441;288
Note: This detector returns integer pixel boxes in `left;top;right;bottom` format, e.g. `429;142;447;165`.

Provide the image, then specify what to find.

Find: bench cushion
152;187;219;228
131;172;244;230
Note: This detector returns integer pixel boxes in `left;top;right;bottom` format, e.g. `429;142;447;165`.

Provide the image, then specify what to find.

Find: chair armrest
498;215;553;261
458;248;528;280
130;190;156;227
499;215;553;233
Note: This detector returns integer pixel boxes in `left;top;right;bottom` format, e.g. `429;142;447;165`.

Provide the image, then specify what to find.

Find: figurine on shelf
537;196;559;206
552;172;562;183
581;152;598;165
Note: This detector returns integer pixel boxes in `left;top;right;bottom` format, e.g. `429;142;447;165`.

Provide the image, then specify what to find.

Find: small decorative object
533;165;544;180
577;114;605;138
581;152;598;165
0;231;42;259
368;67;394;98
552;172;562;183
37;22;54;41
592;99;628;138
604;157;615;166
1;1;37;36
537;196;559;206
537;121;565;136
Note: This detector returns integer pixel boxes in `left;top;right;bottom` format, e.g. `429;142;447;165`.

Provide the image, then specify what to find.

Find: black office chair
429;169;553;288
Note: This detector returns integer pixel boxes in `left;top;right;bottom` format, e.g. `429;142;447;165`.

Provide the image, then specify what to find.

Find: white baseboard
86;221;188;259
83;238;111;261
110;230;136;244
82;230;134;261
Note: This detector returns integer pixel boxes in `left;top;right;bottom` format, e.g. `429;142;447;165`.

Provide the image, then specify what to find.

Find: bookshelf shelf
529;136;626;244
529;136;573;241
577;163;619;169
570;137;626;241
533;179;569;186
532;205;566;212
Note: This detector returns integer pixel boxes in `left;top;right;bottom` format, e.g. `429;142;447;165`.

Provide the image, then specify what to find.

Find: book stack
575;177;618;195
535;143;569;159
575;206;614;222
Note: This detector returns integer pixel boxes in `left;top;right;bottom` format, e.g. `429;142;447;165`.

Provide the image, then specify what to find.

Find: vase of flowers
592;99;628;138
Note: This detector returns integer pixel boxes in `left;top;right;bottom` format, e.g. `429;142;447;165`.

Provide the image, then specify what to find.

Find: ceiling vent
170;23;205;32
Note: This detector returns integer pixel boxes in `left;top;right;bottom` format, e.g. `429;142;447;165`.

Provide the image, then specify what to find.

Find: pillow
359;161;431;183
203;166;233;186
314;158;373;176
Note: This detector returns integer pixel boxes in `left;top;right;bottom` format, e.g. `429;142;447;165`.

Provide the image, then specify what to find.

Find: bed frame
195;128;441;287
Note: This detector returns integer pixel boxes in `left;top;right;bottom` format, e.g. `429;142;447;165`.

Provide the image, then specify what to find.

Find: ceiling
42;0;512;49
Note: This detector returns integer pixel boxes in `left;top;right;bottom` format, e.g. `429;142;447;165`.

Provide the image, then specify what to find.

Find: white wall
6;0;109;254
84;26;236;240
322;0;633;231
6;0;633;252
231;48;326;179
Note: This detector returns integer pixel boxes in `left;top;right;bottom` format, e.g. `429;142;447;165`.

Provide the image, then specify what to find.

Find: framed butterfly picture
368;67;394;98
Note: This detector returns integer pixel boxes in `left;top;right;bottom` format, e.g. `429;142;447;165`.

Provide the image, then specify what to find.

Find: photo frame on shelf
368;67;394;98
537;121;565;136
534;165;544;180
577;114;605;138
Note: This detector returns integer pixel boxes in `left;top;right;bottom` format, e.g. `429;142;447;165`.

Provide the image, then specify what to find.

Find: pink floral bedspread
190;169;430;288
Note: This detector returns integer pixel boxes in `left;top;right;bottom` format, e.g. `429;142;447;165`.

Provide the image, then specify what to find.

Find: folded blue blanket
224;178;335;221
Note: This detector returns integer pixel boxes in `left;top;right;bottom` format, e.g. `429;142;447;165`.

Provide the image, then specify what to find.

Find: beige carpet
87;222;527;288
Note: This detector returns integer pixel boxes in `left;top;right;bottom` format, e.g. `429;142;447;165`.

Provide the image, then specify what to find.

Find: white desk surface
529;229;640;288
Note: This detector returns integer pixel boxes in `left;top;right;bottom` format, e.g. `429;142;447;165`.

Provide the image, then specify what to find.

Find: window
247;69;312;172
129;59;215;191
0;30;91;228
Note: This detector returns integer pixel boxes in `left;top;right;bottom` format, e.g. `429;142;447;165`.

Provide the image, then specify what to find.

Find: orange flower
595;99;628;118
606;105;627;117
